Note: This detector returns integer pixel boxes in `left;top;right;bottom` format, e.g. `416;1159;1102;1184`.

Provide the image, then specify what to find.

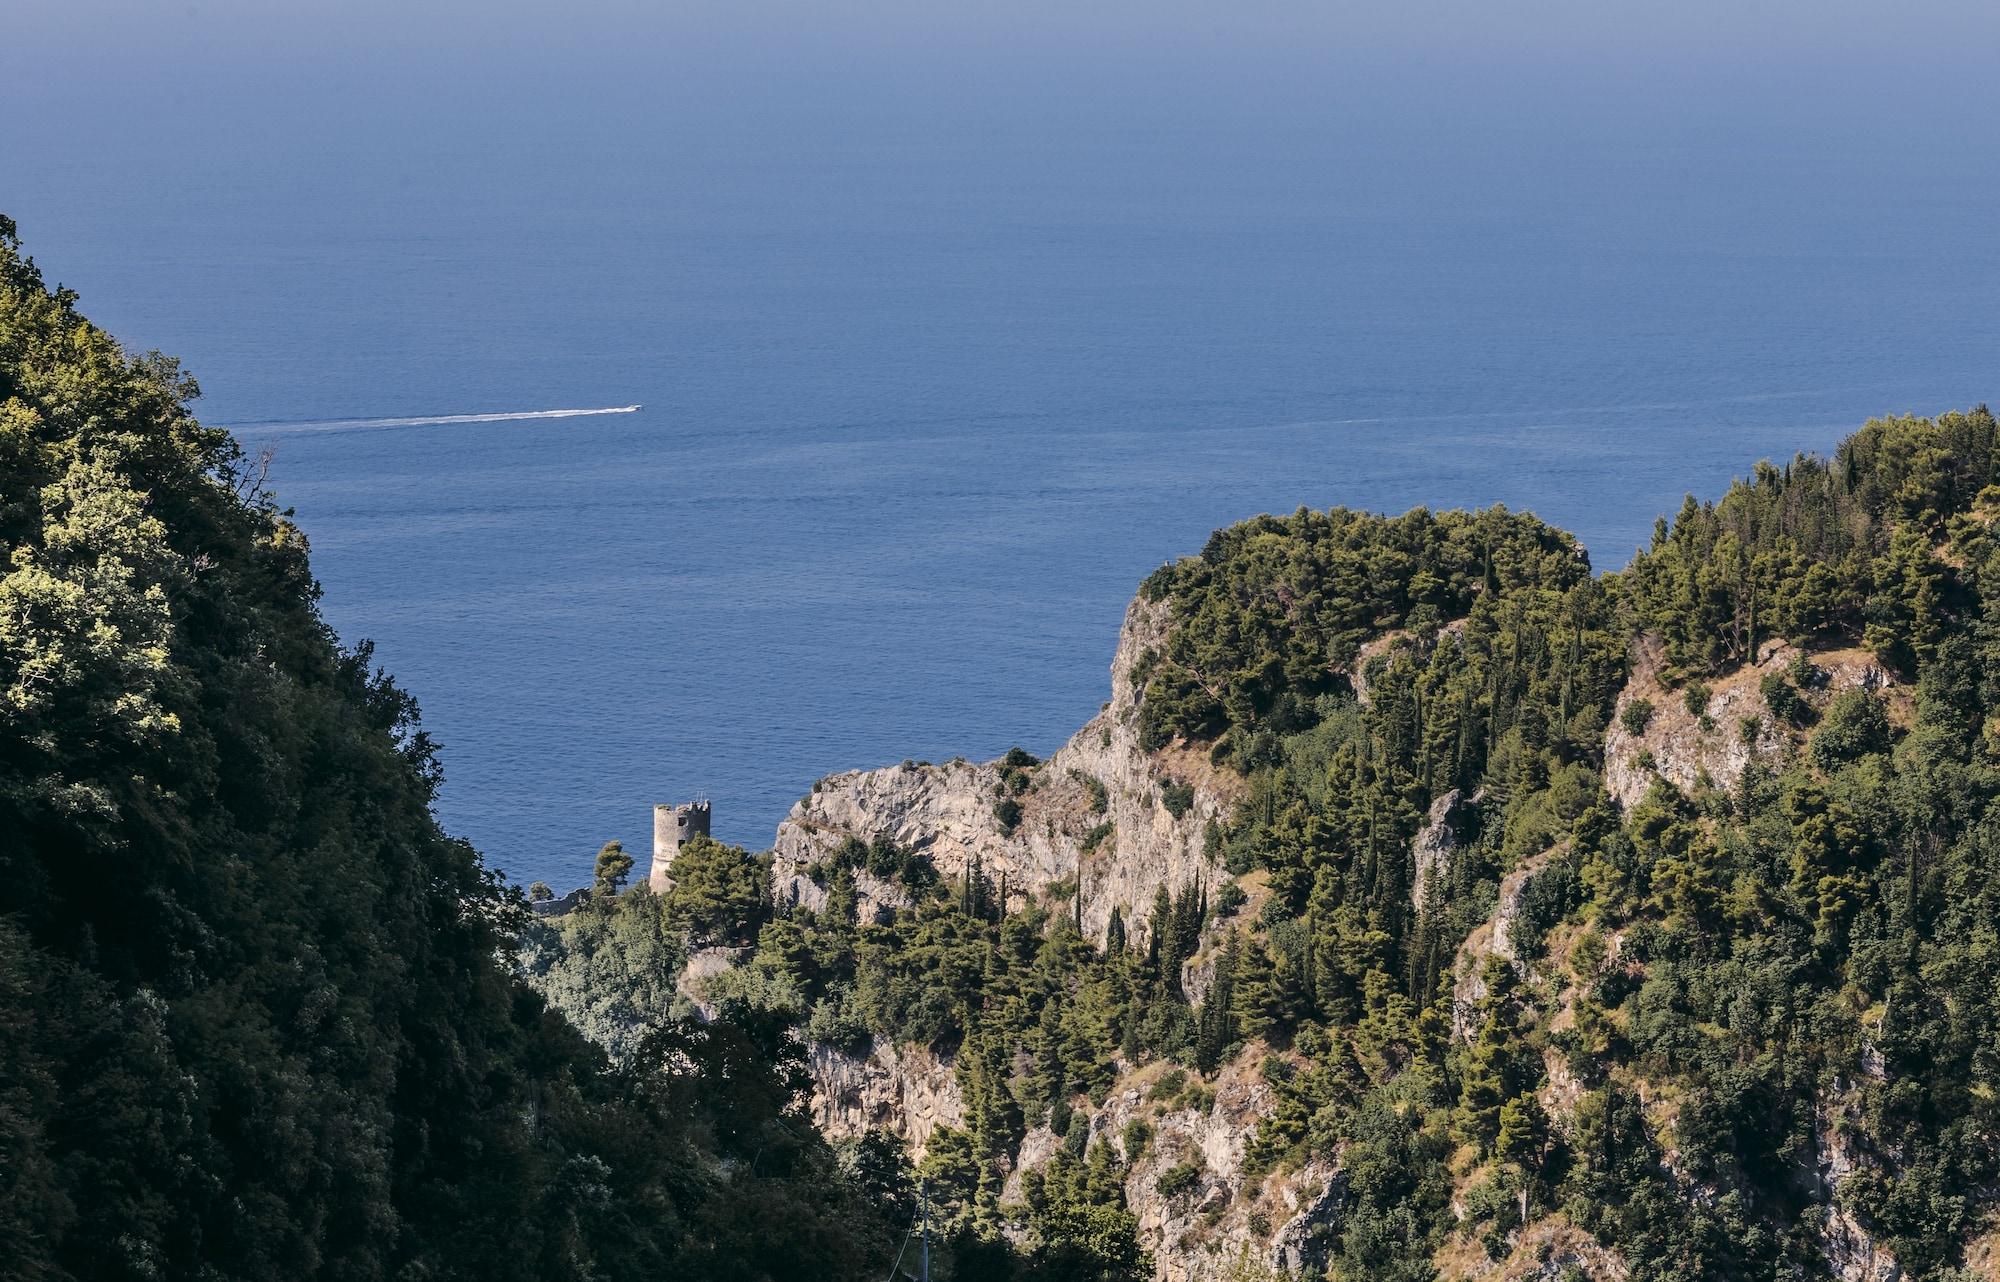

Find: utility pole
919;1180;931;1282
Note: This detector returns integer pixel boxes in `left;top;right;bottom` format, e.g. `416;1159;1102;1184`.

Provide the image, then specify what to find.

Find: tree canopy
541;403;2000;1280
0;215;911;1282
10;205;2000;1281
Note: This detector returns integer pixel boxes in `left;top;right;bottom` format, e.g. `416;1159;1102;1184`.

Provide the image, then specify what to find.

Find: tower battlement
649;797;711;891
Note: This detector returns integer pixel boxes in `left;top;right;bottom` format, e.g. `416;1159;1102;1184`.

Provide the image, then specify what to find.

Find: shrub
1156;1160;1204;1200
995;748;1039;798
993;798;1023;835
662;836;769;945
1682;681;1712;717
1759;671;1812;726
805;992;870;1053
1810;689;1892;771
1159;777;1196;819
1621;698;1655;737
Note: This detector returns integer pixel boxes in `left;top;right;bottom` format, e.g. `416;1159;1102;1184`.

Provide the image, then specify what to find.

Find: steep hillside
772;590;1236;948
0;219;917;1281
538;410;2000;1282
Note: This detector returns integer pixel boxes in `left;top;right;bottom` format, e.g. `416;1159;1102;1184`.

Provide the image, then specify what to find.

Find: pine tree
593;838;635;896
1230;931;1277;1044
1194;933;1241;1073
1455;959;1523;1152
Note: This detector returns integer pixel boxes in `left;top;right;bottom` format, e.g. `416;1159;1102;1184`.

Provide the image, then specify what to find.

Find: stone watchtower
649;798;712;892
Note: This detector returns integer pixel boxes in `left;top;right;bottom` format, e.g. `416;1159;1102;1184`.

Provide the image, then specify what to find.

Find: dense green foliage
1618;410;2000;677
1167;411;2000;1279
1132;505;1594;763
546;406;2000;1280
0;218;910;1281
16;208;2000;1280
521;886;687;1060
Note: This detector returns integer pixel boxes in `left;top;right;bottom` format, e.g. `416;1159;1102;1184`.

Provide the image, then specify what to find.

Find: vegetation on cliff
12;205;2000;1280
1123;405;2000;1279
545;406;2000;1280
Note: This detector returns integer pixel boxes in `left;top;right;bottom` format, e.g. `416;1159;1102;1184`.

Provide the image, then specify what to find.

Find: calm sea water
11;50;1999;890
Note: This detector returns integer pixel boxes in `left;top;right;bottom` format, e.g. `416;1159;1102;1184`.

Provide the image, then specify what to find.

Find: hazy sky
10;0;1999;126
13;0;1998;56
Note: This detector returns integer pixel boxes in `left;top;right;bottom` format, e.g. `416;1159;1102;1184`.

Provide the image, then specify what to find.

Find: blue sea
9;14;1998;889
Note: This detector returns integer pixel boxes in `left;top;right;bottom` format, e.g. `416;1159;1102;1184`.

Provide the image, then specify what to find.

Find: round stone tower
649;798;712;891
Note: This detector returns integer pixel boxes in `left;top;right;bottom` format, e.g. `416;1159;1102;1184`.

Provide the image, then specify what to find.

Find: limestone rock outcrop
1804;1094;1903;1282
804;1035;1341;1282
806;1038;965;1161
773;595;1244;946
1605;636;1898;812
1452;844;1563;1037
1412;787;1471;909
1083;1058;1339;1282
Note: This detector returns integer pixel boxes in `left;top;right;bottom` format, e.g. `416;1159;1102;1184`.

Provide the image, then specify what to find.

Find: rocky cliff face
1803;1090;1904;1282
1604;636;1899;811
1412;787;1472;909
1088;1057;1340;1282
774;595;1244;947
807;1039;965;1160
775;613;1932;1282
775;593;1342;1281
1451;842;1564;1038
805;1038;1344;1282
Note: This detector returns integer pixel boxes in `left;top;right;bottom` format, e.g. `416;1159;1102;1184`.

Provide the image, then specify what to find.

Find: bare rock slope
777;594;1336;1281
777;617;1927;1281
1604;635;1899;811
774;595;1244;945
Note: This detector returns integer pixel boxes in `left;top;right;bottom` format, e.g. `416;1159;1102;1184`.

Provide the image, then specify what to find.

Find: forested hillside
0;220;921;1281
537;410;2000;1281
9;206;2000;1282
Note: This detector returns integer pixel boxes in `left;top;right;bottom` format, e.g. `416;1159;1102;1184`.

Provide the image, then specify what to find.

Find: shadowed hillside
0;219;917;1281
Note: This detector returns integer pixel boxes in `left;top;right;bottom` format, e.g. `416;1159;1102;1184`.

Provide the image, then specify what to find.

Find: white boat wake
229;405;642;435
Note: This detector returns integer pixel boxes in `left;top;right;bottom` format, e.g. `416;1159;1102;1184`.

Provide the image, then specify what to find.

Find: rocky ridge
768;593;1339;1281
724;613;1944;1280
1604;635;1899;812
773;595;1244;948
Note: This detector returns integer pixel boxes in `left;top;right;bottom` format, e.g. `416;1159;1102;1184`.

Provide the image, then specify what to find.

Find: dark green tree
594;838;635;896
